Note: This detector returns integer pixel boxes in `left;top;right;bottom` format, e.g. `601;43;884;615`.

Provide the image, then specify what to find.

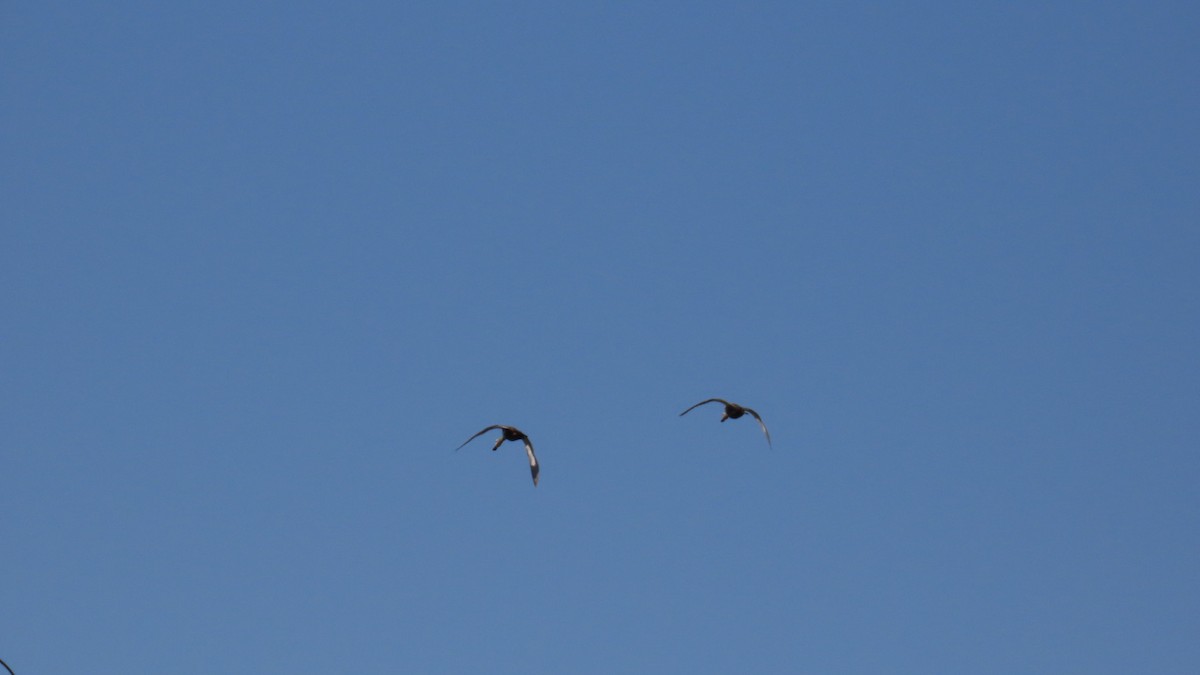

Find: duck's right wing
455;425;503;451
678;398;729;416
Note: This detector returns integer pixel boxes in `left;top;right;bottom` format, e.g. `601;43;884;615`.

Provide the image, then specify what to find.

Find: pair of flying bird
455;398;771;486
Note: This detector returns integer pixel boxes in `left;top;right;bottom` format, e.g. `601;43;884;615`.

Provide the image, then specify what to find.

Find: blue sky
2;1;1198;672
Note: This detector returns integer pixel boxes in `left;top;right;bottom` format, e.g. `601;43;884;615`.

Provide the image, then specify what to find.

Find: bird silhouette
679;398;772;447
455;424;540;486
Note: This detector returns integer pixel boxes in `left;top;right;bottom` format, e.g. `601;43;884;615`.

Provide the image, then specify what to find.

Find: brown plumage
679;398;772;448
455;424;540;486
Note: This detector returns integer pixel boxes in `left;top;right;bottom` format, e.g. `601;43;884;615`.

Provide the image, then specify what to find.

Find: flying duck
679;398;772;448
455;424;540;486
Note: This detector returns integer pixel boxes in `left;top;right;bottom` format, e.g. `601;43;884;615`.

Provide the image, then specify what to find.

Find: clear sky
2;2;1198;673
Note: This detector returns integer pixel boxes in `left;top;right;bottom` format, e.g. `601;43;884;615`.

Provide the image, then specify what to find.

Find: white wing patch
524;439;540;486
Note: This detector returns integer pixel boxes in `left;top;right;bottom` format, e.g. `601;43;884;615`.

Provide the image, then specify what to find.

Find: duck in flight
455;425;540;486
679;398;772;448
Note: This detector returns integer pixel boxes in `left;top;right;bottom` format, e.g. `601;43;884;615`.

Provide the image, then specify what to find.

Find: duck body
721;403;747;421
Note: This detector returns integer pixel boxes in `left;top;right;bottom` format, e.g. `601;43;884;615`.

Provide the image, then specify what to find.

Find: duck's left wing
523;438;540;487
744;408;772;448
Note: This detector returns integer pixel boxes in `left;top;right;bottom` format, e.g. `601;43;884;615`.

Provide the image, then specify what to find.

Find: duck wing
523;437;540;486
678;398;730;416
455;425;504;451
743;408;772;448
